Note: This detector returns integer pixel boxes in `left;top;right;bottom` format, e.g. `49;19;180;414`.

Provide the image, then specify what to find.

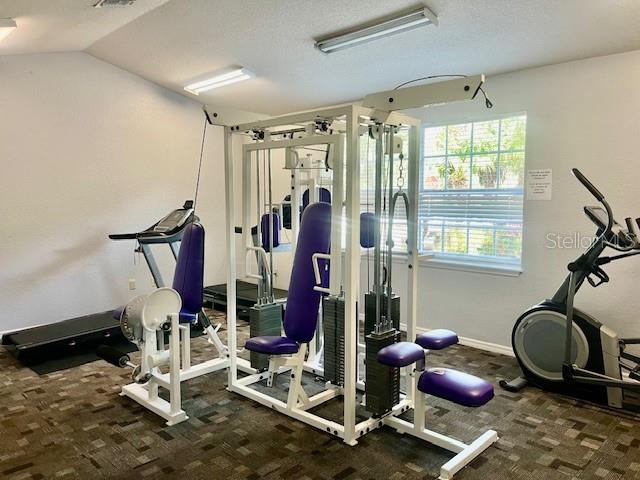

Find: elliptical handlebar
572;168;615;242
572;168;605;202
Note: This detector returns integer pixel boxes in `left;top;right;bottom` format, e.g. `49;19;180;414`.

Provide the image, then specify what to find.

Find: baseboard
358;312;514;357
408;324;514;357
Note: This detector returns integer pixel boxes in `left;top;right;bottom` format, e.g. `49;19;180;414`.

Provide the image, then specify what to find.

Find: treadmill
204;281;288;319
109;200;196;288
2;201;198;373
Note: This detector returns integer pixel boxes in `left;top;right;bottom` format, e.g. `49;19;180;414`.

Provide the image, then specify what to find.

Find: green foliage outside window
423;115;526;264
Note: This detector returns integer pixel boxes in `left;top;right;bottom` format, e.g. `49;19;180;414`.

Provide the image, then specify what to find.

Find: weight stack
365;329;401;417
322;296;345;385
249;303;283;371
364;292;400;336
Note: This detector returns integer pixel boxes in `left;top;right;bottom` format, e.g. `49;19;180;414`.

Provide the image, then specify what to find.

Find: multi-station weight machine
209;75;499;479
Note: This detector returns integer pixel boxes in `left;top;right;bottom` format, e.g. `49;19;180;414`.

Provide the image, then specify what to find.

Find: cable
193;117;208;212
393;74;467;90
478;87;493;108
393;74;494;109
366;135;371;289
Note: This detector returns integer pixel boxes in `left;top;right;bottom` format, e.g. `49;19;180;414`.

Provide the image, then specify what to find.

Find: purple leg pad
360;212;377;248
377;342;425;367
261;213;281;252
415;329;458;350
418;368;494;407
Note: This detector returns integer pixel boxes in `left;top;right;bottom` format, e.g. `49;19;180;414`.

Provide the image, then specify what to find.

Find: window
421;115;526;268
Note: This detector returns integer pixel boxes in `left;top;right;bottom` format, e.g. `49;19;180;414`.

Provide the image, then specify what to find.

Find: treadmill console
109;201;196;242
154;208;193;233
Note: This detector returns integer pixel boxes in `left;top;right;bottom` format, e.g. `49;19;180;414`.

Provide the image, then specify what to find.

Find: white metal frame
221;77;497;477
120;316;255;426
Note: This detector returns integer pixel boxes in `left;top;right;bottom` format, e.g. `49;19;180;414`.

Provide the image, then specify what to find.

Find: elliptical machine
501;168;640;410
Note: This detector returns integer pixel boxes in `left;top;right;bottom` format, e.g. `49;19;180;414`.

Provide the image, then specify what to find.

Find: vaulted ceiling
3;0;640;115
0;0;169;54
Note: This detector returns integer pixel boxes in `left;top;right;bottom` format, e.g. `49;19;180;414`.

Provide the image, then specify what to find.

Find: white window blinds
421;115;526;266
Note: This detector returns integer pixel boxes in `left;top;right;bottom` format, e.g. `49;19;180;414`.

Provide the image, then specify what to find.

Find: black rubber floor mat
19;338;138;375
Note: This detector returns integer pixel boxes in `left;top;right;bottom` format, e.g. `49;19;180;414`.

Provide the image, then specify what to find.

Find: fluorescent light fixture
315;6;437;53
0;18;17;42
184;68;255;95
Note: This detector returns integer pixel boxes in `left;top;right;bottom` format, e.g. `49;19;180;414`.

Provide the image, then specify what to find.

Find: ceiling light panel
184;68;255;95
316;6;438;53
0;18;17;42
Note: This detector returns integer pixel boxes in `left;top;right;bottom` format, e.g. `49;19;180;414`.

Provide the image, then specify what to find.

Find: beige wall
390;49;640;350
0;52;227;332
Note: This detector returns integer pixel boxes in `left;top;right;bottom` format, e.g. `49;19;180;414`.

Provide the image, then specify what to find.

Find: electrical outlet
128;278;136;290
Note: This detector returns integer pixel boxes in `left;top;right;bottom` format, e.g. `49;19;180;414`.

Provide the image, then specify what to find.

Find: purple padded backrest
360;212;376;248
283;202;331;343
172;222;205;316
302;187;331;211
261;212;281;252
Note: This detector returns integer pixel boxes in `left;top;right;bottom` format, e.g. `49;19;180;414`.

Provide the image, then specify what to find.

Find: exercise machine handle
572;168;605;202
587;265;609;287
235;226;258;235
245;246;271;279
312;253;331;294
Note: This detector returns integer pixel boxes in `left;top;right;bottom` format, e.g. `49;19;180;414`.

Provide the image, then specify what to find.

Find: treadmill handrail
108;233;138;240
108;231;173;241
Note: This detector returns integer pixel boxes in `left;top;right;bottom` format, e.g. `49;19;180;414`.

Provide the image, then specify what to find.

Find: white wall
389;50;640;350
0;52;227;333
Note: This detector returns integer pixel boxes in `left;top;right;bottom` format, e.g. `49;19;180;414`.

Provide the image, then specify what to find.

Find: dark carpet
2;312;640;479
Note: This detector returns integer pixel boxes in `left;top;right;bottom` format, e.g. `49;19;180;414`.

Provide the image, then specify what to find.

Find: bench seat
415;329;458;350
418;368;494;407
245;336;299;355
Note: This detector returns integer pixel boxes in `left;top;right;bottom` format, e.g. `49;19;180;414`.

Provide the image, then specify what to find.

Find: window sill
357;251;522;276
418;256;522;277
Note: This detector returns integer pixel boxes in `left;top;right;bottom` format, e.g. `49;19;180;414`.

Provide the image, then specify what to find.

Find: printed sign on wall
527;169;552;200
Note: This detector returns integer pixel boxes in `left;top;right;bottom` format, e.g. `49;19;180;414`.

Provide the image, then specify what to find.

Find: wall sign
527;169;552;200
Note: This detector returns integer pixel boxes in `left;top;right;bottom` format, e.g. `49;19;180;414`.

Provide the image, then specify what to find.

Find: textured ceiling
4;0;640;115
0;0;169;55
86;0;640;114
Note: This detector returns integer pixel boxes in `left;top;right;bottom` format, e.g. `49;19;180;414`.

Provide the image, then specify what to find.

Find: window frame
418;113;527;273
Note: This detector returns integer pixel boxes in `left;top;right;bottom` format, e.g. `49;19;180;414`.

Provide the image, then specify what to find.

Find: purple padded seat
246;202;332;356
244;336;299;355
415;329;458;350
377;342;425;368
172;222;205;324
418;368;494;407
261;212;281;252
